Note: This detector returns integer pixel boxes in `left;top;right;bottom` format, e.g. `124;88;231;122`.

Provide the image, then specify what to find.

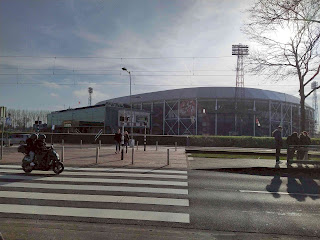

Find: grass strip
189;153;320;161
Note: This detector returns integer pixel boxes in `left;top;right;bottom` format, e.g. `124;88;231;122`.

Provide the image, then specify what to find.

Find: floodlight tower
88;87;93;106
232;44;249;99
311;81;319;132
232;44;249;135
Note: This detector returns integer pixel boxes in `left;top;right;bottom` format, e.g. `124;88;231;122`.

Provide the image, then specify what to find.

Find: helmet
30;133;38;140
38;134;46;140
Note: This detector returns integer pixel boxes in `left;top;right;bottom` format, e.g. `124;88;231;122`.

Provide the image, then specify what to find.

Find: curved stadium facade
97;87;315;137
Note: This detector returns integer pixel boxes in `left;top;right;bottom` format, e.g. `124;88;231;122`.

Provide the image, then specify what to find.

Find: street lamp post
122;67;133;145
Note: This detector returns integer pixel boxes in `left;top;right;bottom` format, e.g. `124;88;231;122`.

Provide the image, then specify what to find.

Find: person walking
272;126;283;163
114;129;121;154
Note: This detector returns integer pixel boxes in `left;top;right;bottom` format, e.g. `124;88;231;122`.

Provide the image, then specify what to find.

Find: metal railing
287;145;320;165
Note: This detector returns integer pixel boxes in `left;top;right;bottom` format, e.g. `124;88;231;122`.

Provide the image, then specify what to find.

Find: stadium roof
96;87;304;106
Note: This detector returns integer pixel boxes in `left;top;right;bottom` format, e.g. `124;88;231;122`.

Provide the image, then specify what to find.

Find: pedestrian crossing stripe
0;168;187;179
0;174;188;186
0;165;187;175
1;182;189;195
0;204;190;223
0;191;189;206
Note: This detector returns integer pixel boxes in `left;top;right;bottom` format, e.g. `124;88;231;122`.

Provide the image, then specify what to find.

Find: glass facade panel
197;100;216;135
152;102;164;135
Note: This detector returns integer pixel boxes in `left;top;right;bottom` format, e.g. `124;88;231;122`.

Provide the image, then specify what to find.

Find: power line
0;55;234;59
0;73;237;76
0;82;301;87
0;67;235;72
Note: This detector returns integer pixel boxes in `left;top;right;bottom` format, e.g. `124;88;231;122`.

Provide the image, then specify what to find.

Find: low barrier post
99;140;101;149
144;125;147;151
137;141;139;151
175;142;177;151
167;149;169;165
80;140;82;149
61;146;64;162
96;147;99;163
156;141;158;151
131;147;134;164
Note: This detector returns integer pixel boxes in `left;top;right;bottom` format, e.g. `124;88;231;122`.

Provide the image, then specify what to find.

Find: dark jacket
34;139;46;152
286;133;299;147
299;134;311;145
26;138;36;152
272;129;283;147
124;134;129;144
114;133;122;143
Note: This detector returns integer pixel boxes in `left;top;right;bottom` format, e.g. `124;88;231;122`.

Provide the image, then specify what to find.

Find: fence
287;145;320;165
45;141;180;167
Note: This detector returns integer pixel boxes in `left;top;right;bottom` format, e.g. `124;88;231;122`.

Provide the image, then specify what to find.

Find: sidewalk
0;144;188;169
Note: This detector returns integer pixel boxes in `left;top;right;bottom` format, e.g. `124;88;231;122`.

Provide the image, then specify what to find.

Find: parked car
1;134;30;145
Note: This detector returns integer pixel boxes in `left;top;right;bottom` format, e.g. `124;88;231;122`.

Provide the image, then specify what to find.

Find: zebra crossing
0;165;190;224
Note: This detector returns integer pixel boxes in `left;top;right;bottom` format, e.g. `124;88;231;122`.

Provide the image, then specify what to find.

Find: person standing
297;131;311;160
286;132;299;160
114;129;121;154
272;126;283;163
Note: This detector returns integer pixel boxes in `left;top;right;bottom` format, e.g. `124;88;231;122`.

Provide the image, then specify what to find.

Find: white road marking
0;169;187;179
0;165;187;174
240;190;320;197
1;182;188;195
0;191;189;206
0;204;190;223
0;174;188;186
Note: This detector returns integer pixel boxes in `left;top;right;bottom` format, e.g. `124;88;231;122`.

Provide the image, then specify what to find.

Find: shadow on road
200;165;320;201
266;164;282;198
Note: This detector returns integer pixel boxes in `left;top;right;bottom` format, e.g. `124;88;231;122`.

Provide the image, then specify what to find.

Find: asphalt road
0;164;319;239
188;167;320;238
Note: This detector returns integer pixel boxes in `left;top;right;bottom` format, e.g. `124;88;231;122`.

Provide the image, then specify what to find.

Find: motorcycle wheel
53;162;64;174
22;162;33;173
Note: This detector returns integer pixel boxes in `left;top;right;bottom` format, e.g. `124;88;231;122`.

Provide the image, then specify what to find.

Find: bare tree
7;109;50;131
249;0;320;25
244;0;320;131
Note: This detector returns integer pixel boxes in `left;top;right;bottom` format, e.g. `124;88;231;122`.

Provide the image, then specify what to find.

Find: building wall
135;98;314;137
48;106;105;126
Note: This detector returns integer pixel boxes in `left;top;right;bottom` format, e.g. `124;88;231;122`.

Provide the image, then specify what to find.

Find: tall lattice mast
88;87;93;106
232;44;249;99
311;81;319;132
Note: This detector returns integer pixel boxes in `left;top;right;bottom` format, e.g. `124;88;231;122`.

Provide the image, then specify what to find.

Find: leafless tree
7;109;50;131
244;0;320;131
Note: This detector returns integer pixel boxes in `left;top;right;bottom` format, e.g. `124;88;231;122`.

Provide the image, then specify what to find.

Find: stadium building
97;87;315;137
48;87;314;137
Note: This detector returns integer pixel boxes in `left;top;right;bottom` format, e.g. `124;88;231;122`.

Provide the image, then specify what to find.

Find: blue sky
0;0;308;111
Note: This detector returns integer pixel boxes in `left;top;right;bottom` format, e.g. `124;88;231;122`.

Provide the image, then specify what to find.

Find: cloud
43;81;61;89
50;93;59;97
73;28;106;45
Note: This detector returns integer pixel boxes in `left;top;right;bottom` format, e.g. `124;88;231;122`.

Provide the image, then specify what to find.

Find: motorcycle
18;145;64;174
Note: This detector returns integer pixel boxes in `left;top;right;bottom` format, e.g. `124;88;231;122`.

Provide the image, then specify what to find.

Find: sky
0;0;316;111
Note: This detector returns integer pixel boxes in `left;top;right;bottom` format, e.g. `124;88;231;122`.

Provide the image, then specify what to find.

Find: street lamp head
122;67;127;71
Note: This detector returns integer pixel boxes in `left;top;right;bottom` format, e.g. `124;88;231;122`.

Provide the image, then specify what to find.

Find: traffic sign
0;107;6;118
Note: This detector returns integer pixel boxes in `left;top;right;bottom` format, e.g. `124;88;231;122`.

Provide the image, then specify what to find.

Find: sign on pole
0;107;6;118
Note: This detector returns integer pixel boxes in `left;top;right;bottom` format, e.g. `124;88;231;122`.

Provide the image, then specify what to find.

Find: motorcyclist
34;134;48;167
26;133;38;167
